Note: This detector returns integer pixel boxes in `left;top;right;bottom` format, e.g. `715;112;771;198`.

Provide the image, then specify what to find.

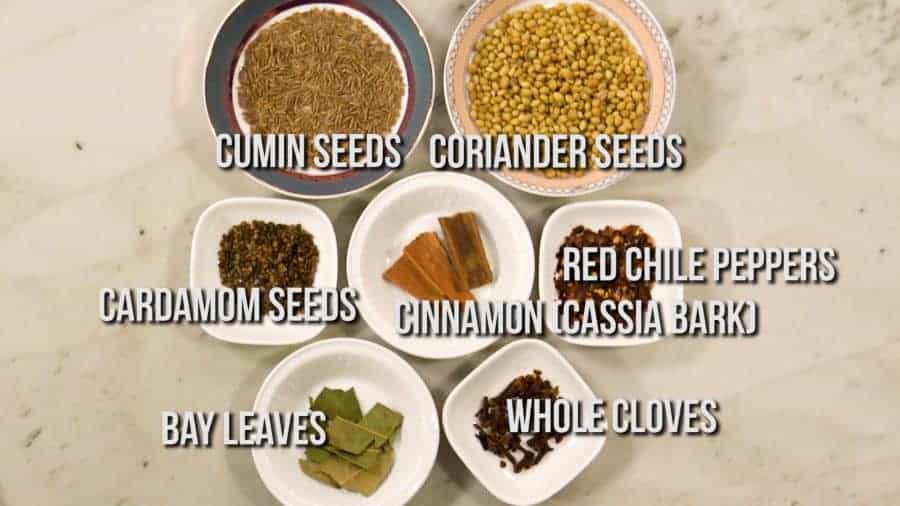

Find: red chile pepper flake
474;369;567;473
554;224;656;322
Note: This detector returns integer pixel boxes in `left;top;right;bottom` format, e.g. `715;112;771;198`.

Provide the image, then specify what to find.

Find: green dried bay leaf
326;417;375;455
343;445;396;497
318;455;363;486
325;446;380;470
304;446;331;464
311;387;363;423
356;421;389;448
360;403;403;447
300;388;403;497
298;459;339;488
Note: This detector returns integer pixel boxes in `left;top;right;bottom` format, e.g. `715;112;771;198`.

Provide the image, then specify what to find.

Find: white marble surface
2;0;900;504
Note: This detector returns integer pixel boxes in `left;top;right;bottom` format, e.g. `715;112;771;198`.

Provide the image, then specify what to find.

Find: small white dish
190;197;337;345
347;172;534;359
443;339;605;505
538;200;683;346
252;338;439;506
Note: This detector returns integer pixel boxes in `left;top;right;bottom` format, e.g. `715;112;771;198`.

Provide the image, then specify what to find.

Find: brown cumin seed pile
237;9;405;140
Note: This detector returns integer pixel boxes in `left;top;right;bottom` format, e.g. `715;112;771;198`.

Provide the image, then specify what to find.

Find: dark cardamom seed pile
218;220;319;312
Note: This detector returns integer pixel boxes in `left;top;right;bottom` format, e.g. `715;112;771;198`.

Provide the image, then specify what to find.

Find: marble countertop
2;0;899;504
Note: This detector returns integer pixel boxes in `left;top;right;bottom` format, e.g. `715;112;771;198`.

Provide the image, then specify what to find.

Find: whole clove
474;369;567;473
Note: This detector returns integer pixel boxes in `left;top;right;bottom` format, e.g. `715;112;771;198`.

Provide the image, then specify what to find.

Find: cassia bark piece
439;212;494;289
404;232;475;300
382;253;445;300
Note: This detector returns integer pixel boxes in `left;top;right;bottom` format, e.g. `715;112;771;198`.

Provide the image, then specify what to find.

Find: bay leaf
343;445;395;496
298;459;338;488
319;455;362;486
311;387;363;423
324;445;380;470
326;417;375;455
360;403;403;446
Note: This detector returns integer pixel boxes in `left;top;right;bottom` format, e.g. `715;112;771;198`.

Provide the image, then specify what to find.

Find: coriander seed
467;4;650;176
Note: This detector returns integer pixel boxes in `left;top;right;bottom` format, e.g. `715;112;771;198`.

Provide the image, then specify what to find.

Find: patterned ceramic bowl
444;0;676;197
204;0;434;199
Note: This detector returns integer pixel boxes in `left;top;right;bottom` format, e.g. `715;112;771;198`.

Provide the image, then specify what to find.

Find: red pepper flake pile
474;369;566;473
554;224;655;321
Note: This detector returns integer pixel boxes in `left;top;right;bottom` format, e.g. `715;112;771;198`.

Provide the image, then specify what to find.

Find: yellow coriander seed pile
467;3;650;176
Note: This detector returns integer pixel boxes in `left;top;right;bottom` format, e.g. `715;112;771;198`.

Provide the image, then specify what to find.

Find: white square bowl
189;197;337;345
442;339;605;505
538;200;683;347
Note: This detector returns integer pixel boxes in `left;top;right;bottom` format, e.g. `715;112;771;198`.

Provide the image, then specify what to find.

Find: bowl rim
442;338;606;505
442;0;677;198
251;337;440;506
346;171;536;359
189;196;338;345
202;0;436;200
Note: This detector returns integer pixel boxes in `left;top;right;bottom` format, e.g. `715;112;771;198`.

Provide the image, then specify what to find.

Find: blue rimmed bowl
204;0;434;199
